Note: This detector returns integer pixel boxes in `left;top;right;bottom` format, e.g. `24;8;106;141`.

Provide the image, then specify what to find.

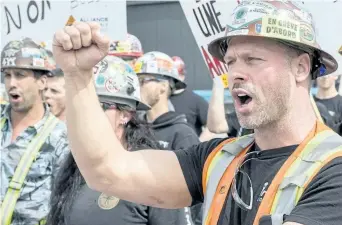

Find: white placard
71;0;127;41
1;0;127;48
179;0;239;83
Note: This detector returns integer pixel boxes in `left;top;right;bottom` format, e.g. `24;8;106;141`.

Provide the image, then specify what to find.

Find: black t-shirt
315;95;342;135
170;89;209;136
66;185;187;225
174;138;342;225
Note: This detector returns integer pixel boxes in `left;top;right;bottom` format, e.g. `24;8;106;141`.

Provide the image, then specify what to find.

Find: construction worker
109;34;176;112
44;68;66;121
53;1;342;224
170;56;215;142
40;40;66;121
134;51;199;150
314;74;342;135
1;38;69;225
47;55;188;225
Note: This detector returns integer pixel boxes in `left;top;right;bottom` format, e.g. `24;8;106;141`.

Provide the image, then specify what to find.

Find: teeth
238;94;247;97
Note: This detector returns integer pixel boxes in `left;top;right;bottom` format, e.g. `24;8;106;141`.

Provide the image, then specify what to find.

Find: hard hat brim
137;72;187;90
137;101;151;111
99;94;151;111
109;52;143;58
1;65;52;73
208;35;338;77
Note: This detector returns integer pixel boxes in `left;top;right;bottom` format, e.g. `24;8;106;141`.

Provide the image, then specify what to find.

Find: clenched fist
52;22;110;76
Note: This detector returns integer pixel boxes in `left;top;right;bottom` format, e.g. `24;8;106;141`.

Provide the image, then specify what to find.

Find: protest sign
1;0;127;48
179;0;239;88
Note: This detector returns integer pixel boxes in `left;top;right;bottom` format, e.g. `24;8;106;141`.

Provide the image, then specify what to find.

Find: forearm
207;78;228;133
64;72;127;188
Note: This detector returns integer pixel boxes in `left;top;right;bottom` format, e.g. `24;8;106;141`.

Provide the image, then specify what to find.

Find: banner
1;0;127;48
70;0;127;41
180;0;342;88
179;0;240;88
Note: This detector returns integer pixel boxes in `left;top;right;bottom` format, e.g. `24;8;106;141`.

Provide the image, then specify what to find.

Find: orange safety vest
202;121;342;225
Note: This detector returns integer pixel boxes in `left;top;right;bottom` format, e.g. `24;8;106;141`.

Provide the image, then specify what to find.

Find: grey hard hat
134;51;187;90
94;55;150;111
1;38;56;73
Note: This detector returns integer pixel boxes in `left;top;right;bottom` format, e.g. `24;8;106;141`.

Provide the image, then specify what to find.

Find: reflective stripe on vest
269;129;342;225
202;135;254;225
0;114;59;225
202;122;342;225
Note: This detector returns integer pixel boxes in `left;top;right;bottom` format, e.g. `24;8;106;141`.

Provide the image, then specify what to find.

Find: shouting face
3;68;46;113
44;76;66;118
225;36;294;129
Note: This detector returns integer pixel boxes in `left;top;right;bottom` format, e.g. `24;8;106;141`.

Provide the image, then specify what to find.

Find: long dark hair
46;106;159;225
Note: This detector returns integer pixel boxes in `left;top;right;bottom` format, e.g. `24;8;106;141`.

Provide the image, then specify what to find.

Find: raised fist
52;22;110;75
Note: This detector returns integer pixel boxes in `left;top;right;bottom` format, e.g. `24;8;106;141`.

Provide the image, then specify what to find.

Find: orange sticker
66;15;76;26
157;59;172;70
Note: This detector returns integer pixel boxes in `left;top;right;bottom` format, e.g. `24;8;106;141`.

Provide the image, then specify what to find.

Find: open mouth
9;93;20;101
237;93;252;105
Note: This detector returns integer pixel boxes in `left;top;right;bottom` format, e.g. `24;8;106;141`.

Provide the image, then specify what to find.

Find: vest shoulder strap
202;138;235;193
267;130;342;225
0;114;59;225
202;135;254;225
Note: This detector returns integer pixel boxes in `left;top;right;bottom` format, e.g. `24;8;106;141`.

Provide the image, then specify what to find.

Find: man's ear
159;81;168;95
332;75;338;81
37;75;47;92
292;53;311;83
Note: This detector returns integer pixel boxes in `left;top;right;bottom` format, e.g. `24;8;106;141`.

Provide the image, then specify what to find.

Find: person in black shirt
53;3;342;225
315;74;342;135
135;52;199;151
135;51;199;225
47;56;187;225
170;56;215;142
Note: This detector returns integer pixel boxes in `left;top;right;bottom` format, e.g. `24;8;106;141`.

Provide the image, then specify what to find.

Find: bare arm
207;76;229;134
54;22;192;209
64;71;191;208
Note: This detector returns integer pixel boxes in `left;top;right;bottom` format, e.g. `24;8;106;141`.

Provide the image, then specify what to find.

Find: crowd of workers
1;1;342;225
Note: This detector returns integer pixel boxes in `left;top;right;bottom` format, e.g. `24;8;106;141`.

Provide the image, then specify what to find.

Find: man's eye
248;57;262;61
226;60;235;66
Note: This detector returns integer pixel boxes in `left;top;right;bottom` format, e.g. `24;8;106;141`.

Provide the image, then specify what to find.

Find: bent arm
64;73;191;209
207;77;228;134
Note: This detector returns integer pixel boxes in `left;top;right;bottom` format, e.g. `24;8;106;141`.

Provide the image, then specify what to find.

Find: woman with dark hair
47;56;187;225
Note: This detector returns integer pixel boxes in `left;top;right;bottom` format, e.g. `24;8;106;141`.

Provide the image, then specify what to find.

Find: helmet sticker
260;15;300;42
146;61;158;73
2;57;16;66
21;48;42;58
33;58;45;67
